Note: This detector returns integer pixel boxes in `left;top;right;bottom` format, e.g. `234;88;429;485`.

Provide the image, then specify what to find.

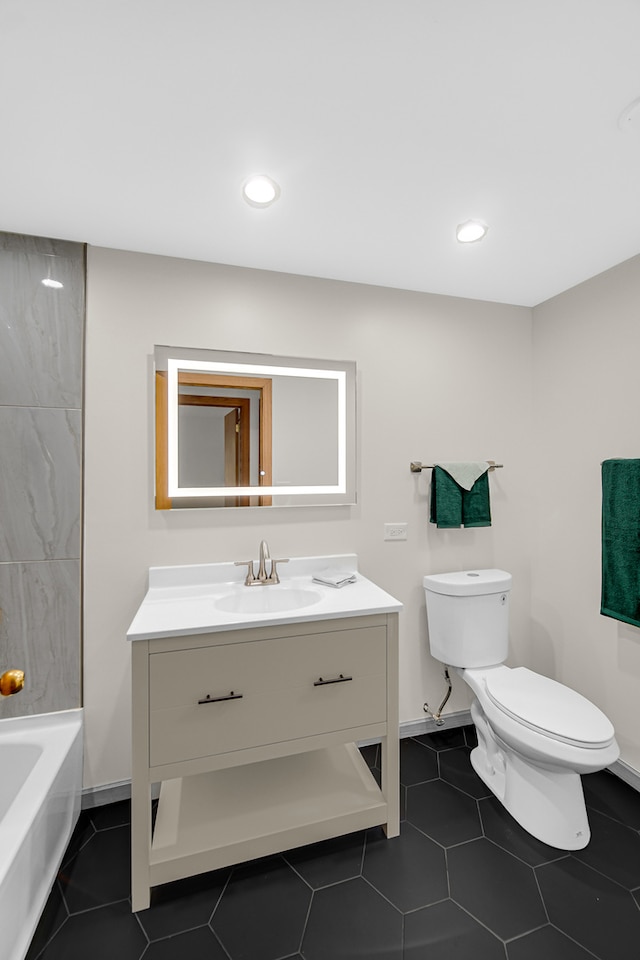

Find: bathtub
0;709;83;960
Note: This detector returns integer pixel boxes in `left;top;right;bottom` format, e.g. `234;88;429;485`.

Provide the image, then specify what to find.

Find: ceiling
2;0;640;307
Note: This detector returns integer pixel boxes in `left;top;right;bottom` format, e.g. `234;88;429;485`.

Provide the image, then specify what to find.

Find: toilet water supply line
423;666;452;725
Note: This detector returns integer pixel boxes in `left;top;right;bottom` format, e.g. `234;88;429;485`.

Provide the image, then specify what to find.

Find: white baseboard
399;709;473;740
82;779;160;809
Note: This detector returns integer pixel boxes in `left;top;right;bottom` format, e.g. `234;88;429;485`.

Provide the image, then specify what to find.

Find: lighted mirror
155;345;356;508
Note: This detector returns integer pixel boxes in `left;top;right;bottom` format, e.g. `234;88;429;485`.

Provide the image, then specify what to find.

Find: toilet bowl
423;570;619;849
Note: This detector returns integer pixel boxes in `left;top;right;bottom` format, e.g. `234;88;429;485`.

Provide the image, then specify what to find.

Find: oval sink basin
215;587;323;615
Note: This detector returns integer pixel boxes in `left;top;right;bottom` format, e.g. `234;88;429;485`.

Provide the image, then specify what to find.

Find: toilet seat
483;667;615;748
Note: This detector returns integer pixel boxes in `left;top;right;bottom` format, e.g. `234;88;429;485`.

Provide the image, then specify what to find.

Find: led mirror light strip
167;358;347;498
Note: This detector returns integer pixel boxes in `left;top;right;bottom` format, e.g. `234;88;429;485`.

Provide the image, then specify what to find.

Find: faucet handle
269;558;289;584
234;559;256;586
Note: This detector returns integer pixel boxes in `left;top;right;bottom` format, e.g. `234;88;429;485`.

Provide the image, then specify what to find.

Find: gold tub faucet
0;669;25;696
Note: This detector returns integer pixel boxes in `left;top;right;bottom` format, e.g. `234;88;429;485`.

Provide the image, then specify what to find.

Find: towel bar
410;460;503;473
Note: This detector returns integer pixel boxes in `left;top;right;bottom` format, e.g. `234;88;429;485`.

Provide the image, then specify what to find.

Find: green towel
601;458;640;628
430;466;491;528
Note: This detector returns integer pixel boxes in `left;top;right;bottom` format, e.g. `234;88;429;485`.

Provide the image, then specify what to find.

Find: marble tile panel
0;406;81;561
0;559;80;717
0;232;84;408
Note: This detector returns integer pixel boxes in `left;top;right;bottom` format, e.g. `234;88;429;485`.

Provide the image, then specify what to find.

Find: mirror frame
154;345;357;509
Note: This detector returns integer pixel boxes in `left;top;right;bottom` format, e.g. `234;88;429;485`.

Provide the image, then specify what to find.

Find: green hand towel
430;466;491;528
463;470;492;527
601;458;640;628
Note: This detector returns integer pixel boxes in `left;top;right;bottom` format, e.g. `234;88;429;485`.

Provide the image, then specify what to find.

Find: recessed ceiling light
456;220;488;243
242;174;281;207
41;277;64;289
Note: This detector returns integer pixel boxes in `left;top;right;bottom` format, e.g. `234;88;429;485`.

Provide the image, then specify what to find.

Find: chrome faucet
235;540;289;586
257;540;270;582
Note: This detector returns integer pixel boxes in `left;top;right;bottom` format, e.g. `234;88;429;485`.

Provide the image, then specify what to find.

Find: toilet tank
423;569;512;668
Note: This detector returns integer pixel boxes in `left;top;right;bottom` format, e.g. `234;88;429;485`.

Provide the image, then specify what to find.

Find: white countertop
127;554;402;640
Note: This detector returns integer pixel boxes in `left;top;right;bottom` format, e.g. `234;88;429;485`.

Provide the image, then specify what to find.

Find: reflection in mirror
154;346;356;509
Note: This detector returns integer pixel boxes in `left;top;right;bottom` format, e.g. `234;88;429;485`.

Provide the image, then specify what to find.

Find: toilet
423;569;619;849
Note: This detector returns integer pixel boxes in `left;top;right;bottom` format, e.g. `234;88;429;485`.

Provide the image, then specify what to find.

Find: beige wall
531;253;640;774
84;246;533;790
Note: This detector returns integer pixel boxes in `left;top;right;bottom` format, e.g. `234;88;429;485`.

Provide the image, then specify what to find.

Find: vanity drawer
148;626;387;766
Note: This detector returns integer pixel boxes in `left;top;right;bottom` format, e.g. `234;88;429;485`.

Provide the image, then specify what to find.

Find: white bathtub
0;709;83;960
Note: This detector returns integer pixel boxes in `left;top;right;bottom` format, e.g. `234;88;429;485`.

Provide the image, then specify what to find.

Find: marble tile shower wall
0;232;84;717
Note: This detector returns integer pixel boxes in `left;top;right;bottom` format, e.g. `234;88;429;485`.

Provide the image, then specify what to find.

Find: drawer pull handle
313;674;353;687
198;691;243;704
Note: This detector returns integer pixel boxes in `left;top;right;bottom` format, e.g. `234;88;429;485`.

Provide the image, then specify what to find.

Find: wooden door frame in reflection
179;394;250;507
155;371;273;509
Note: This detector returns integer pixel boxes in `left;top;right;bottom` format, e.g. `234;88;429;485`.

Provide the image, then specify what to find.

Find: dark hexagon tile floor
212;855;311;960
478;794;568;867
142;925;228;960
571;806;640;888
536;856;640;960
57;822;132;913
507;924;599;960
362;821;448;912
137;867;230;941
404;898;505;960
399;736;439;785
29;900;148;960
303;876;403;960
438;743;493;799
406;776;483;845
283;829;365;888
583;768;640;830
448;837;547;940
26;726;640;960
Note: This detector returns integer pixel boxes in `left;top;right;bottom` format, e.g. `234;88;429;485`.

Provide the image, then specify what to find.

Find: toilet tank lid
423;569;512;596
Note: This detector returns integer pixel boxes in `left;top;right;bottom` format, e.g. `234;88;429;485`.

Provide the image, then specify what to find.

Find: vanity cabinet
131;612;399;911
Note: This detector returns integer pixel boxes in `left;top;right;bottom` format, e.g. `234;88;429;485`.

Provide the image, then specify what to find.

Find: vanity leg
380;734;400;837
131;639;152;911
131;777;152;911
381;612;400;837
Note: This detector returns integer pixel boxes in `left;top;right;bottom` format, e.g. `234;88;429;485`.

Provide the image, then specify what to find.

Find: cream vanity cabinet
130;604;399;912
